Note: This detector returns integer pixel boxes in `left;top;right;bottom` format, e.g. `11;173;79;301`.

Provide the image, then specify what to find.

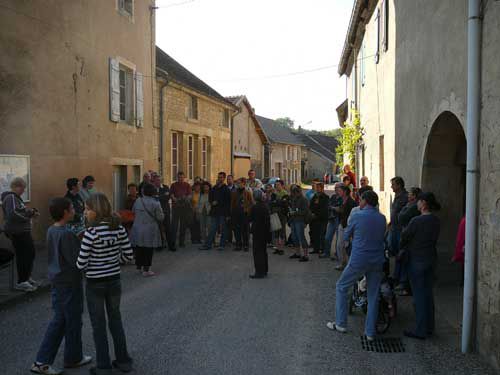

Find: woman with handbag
190;183;202;244
199;182;212;243
130;183;164;276
399;192;441;340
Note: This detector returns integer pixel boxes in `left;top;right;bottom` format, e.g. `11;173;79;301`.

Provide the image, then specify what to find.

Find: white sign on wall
0;155;31;202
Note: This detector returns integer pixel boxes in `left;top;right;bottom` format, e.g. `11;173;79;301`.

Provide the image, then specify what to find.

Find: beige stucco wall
0;0;156;240
346;0;396;217
158;81;232;185
232;100;264;177
269;144;301;184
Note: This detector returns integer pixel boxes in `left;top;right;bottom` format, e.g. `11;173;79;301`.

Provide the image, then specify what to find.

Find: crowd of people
0;164;456;374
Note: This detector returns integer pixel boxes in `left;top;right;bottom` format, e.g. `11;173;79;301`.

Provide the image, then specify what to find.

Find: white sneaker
326;321;347;333
30;362;63;374
28;278;41;287
15;281;36;292
65;354;93;368
366;335;375;342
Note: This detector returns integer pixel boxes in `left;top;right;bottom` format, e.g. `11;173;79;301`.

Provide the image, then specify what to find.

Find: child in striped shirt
77;193;133;375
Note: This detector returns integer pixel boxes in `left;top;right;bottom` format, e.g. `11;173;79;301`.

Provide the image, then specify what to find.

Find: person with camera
1;177;40;292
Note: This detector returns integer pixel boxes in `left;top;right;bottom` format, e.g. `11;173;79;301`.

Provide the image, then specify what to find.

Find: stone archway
422;111;466;285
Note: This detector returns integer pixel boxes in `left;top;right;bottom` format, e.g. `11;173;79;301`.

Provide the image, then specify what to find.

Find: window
172;133;179;179
294;169;298;183
379;135;385;191
293;147;298;161
188;135;194;180
188;95;198;120
119;66;134;124
118;0;133;17
201;137;208;179
221;109;230;128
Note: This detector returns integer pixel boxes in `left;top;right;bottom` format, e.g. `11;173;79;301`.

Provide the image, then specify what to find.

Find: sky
156;0;354;132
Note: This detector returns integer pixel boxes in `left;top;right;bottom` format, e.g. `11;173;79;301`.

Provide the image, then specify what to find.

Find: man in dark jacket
152;173;176;252
390;176;409;289
320;182;343;259
200;172;231;250
309;182;329;255
249;190;271;278
333;185;357;270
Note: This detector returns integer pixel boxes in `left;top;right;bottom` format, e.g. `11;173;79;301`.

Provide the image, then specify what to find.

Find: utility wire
154;0;197;9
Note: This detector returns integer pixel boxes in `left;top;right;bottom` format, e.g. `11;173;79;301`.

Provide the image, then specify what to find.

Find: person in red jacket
343;164;357;188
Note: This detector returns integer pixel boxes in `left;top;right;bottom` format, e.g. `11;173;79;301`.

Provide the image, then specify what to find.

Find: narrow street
0;246;494;375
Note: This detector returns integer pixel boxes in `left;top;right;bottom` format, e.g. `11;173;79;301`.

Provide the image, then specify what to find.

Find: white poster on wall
0;155;31;202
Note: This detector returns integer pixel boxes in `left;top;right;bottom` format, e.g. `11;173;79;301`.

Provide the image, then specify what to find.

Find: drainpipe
158;75;169;177
462;0;482;354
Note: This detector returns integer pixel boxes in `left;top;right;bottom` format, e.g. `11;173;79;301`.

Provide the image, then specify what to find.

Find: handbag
270;213;282;232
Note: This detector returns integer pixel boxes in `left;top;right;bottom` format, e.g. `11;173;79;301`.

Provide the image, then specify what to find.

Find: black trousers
311;220;327;252
171;206;187;246
135;247;154;270
10;232;36;283
233;215;249;248
190;216;201;243
252;236;268;276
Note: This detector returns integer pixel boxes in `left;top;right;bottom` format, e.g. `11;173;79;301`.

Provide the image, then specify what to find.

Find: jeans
86;279;131;370
335;225;346;261
205;215;227;248
10;232;36;283
200;214;210;242
323;218;339;257
335;262;384;337
36;286;84;365
408;262;435;336
290;219;308;249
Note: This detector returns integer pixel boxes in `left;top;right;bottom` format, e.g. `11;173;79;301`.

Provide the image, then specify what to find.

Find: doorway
112;165;128;211
421;111;466;336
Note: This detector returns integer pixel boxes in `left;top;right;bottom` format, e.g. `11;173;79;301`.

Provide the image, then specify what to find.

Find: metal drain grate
360;336;405;353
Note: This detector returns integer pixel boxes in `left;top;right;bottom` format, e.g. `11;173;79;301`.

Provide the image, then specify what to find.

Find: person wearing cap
327;190;387;341
249;189;270;278
399;192;441;340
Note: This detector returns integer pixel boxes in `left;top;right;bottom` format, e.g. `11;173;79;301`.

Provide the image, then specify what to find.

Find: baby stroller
348;260;398;334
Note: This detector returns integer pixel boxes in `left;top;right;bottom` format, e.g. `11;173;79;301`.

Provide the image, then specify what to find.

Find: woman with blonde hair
77;193;134;375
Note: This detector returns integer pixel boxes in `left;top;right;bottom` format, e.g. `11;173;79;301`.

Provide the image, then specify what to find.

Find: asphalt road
0;245;496;375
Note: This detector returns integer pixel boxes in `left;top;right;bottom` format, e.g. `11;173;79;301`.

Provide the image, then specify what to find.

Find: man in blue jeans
200;172;231;250
326;190;387;340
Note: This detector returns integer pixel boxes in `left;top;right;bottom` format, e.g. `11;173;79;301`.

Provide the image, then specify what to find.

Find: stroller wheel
376;302;391;334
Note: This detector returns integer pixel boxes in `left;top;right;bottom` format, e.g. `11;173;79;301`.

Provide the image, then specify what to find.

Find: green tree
274;117;295;129
336;109;364;169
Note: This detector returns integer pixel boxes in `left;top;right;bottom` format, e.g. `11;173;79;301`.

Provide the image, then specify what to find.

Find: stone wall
477;2;500;369
158;81;232;185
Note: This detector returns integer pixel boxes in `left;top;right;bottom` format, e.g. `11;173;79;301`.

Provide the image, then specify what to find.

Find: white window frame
187;135;194;180
117;0;134;19
188;95;198;120
201;137;208;179
172;132;179;179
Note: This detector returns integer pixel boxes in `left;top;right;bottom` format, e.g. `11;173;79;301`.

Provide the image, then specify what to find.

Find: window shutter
135;72;144;127
382;0;389;52
109;58;120;122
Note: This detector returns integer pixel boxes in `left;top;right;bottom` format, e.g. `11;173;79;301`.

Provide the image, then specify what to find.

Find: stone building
155;47;237;185
338;0;500;368
256;116;303;184
0;0;157;239
293;132;338;182
225;96;268;179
